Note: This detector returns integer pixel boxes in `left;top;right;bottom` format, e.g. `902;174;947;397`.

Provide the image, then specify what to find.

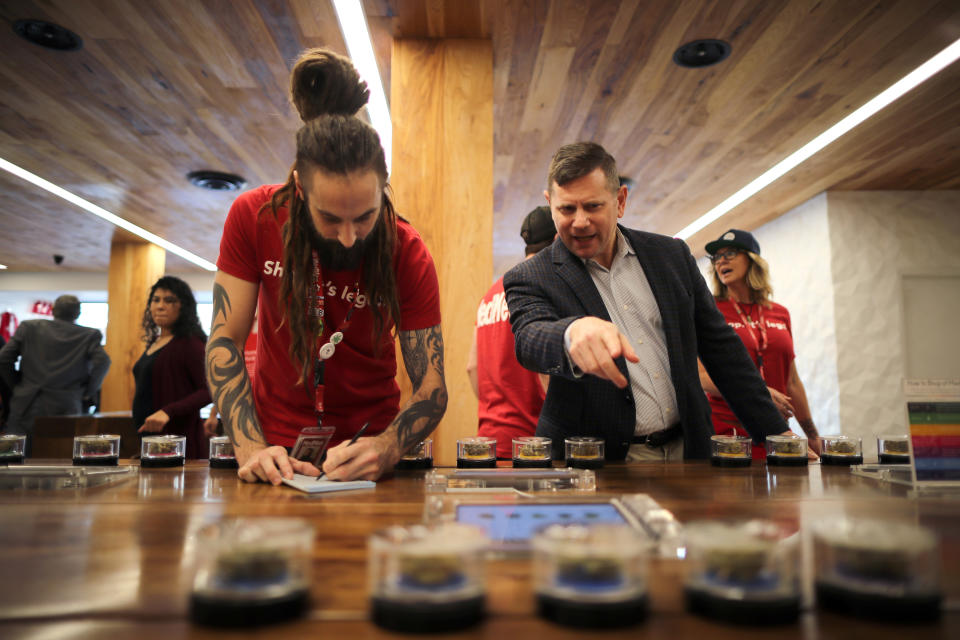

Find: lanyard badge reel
290;337;336;467
291;252;358;467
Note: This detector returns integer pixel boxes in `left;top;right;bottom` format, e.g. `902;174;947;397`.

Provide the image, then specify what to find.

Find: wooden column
391;38;493;465
100;241;165;412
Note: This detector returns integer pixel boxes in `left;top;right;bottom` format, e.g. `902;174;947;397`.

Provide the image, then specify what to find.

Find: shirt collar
583;227;634;271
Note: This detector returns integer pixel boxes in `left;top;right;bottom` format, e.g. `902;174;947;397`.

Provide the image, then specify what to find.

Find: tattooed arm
392;324;448;452
322;323;448;481
206;271;319;484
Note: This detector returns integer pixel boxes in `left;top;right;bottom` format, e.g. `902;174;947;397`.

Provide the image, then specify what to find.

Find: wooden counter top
0;460;956;639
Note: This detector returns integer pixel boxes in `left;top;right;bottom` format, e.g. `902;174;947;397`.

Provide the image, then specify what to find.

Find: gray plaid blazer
503;225;786;460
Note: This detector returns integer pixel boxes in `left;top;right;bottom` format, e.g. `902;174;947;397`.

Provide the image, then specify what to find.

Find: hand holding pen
316;421;369;481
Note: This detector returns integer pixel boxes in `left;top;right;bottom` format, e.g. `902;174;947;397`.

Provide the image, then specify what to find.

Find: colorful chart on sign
908;401;960;482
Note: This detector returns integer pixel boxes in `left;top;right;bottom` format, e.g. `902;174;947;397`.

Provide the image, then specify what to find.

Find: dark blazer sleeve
84;330;111;398
160;336;212;418
0;325;24;389
503;253;580;380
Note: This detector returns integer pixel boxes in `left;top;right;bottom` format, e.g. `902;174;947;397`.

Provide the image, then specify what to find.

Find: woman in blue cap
699;230;819;458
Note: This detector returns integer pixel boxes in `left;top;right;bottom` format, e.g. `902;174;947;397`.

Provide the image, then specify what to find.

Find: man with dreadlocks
207;49;445;484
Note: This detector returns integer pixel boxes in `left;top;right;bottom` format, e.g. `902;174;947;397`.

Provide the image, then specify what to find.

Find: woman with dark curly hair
132;275;212;458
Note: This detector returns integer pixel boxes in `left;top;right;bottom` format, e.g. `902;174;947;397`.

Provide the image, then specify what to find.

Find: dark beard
313;233;367;271
304;200;380;271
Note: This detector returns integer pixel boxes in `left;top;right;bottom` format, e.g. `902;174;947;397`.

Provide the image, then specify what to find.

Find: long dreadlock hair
261;48;400;385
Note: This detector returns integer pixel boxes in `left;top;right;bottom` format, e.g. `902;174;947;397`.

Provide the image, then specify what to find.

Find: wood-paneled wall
391;38;494;465
100;241;165;413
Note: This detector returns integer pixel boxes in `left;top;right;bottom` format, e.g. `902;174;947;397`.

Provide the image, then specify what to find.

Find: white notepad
281;473;376;493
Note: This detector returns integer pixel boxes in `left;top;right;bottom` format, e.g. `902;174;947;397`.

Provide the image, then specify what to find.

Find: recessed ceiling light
673;39;730;68
187;170;247;191
13;19;82;51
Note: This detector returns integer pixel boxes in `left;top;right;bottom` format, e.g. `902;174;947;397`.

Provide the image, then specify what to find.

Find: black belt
631;423;682;448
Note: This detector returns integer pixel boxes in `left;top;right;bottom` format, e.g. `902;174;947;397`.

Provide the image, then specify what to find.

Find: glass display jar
396;439;434;470
710;435;751;467
141;435;186;467
190;518;313;626
512;436;552;468
0;434;26;464
532;523;649;628
684;520;800;624
765;434;808;467
877;434;911;464
565;437;605;469
820;436;863;466
813;518;941;621
73;434;120;466
457;437;497;468
369;523;488;632
208;436;238;469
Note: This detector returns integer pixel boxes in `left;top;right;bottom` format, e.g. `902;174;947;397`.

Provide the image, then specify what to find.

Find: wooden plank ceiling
1;0;958;277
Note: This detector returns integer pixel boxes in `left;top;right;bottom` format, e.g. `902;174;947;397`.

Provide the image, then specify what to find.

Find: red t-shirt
476;276;545;458
708;299;795;457
217;185;441;448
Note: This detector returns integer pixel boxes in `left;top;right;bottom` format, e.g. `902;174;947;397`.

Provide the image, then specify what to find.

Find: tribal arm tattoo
205;282;267;449
390;324;447;454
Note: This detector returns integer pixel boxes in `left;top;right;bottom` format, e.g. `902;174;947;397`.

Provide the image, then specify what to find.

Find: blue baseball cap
705;229;760;256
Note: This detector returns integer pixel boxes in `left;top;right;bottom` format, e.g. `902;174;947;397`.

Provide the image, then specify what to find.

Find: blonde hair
711;251;773;305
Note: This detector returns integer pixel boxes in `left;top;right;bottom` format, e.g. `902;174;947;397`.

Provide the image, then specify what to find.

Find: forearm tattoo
395;325;447;451
394;387;447;451
399;328;426;389
205;283;267;448
399;325;445;388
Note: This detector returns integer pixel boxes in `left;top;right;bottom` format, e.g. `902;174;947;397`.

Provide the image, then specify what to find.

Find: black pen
316;421;370;481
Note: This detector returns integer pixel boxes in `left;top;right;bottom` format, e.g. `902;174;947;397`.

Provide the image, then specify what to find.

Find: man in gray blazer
503;142;791;461
0;295;111;456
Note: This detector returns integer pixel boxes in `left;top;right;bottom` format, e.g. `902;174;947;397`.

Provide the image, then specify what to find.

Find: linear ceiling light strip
0;158;217;271
333;0;392;173
675;37;960;241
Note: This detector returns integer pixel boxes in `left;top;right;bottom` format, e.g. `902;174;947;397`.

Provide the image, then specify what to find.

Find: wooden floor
0;460;957;639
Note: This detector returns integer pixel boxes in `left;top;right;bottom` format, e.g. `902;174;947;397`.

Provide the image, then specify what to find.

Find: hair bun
291;48;370;121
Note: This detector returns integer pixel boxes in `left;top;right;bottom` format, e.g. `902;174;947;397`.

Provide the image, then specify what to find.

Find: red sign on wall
32;300;54;316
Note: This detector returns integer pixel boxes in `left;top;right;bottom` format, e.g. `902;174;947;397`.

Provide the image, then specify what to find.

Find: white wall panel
828;191;960;457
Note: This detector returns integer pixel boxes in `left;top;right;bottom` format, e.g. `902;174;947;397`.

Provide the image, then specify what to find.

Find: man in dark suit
0;295;111;456
0;335;10;429
503;142;791;461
